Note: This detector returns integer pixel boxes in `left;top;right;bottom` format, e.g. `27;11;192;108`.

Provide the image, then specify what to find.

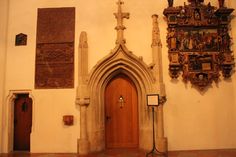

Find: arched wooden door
14;94;32;151
105;74;139;148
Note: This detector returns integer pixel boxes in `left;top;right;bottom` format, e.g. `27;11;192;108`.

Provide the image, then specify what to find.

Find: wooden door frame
5;90;34;152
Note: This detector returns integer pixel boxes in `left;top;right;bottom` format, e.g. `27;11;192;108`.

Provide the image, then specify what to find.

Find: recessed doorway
13;94;32;151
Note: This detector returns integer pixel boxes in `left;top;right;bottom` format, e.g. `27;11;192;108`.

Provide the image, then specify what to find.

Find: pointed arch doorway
76;1;167;154
85;44;157;152
105;74;138;148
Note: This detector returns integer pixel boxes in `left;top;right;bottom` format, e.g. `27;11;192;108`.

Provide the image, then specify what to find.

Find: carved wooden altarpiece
163;0;234;90
35;8;75;89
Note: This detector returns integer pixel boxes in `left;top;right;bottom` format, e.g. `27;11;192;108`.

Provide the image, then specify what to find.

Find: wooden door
105;74;138;148
14;94;32;151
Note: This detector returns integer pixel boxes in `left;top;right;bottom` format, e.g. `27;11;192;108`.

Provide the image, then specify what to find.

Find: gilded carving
163;0;234;90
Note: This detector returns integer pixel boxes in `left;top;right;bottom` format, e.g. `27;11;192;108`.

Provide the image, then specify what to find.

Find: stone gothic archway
76;0;167;154
87;44;156;152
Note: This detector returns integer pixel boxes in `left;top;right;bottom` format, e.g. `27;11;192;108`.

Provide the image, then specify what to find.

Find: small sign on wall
147;94;159;106
15;33;27;46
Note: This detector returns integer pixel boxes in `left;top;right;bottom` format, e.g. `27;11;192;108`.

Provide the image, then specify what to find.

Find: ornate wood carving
163;0;234;90
35;8;75;89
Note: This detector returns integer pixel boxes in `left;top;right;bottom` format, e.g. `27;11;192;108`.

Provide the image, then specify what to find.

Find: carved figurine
168;28;177;50
194;9;201;20
151;15;161;47
167;0;174;7
221;28;231;50
218;0;225;8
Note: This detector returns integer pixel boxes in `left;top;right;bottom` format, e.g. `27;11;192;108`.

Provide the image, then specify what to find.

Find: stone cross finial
114;0;130;44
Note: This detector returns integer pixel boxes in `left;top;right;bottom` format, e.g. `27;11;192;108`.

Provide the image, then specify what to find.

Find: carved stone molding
81;0;167;153
87;43;158;152
76;1;168;154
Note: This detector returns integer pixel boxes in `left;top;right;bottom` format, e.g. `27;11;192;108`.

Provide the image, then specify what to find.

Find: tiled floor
0;149;236;157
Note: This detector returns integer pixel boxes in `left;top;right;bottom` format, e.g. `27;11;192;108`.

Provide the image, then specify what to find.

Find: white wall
0;0;9;153
1;0;236;153
2;0;81;153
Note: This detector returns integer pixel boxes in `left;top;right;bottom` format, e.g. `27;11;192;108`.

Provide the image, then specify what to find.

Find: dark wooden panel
36;7;75;43
14;94;32;151
35;8;75;89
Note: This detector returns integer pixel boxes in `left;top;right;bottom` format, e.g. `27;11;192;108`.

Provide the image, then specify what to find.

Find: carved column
76;32;90;155
77;99;89;154
157;98;167;152
151;14;166;97
151;14;168;153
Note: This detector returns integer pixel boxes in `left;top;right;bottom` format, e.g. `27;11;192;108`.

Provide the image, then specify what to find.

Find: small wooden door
105;74;138;148
14;94;32;151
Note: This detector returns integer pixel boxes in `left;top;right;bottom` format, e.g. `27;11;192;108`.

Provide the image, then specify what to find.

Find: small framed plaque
15;33;27;46
147;94;159;106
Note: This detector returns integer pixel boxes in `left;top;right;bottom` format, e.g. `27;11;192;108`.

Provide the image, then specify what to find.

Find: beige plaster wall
2;0;81;153
1;0;236;153
0;0;9;152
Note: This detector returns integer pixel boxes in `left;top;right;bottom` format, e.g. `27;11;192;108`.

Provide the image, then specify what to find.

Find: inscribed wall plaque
35;7;75;88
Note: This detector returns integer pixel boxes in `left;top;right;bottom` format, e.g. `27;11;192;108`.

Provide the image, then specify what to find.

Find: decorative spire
151;15;162;47
114;0;129;45
78;31;88;83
